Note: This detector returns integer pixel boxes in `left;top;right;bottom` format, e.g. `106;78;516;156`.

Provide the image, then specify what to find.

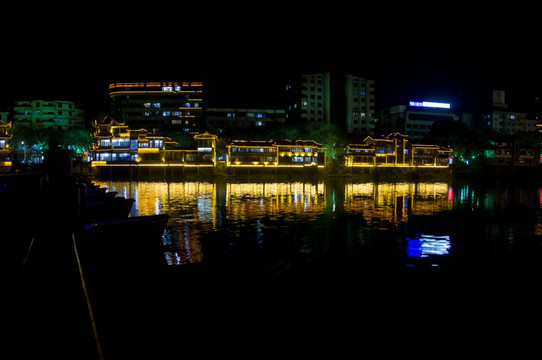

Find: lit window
162;86;173;91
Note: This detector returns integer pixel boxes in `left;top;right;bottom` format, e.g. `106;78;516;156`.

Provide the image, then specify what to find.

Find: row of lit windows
142;111;193;117
292;156;317;163
232;146;318;153
231;147;276;153
143;102;200;108
19;110;80;116
226;112;266;118
99;139;163;148
350;148;440;156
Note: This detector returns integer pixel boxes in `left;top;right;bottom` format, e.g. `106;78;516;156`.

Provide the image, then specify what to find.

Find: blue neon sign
409;101;451;109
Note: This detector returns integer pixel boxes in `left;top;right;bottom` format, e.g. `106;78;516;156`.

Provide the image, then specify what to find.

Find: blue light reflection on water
406;234;451;258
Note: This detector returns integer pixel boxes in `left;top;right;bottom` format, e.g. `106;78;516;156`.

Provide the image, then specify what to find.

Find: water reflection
406;234;451;258
93;179;542;268
225;182;326;223
344;182;452;228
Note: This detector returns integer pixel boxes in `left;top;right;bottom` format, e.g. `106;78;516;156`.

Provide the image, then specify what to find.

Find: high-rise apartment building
481;91;538;135
109;82;204;133
206;107;285;129
285;71;376;135
13;100;85;130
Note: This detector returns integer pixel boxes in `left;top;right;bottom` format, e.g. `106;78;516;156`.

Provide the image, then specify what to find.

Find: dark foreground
8;229;542;359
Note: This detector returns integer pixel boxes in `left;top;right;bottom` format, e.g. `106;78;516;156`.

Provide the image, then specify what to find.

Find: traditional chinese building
486;140;539;167
345;132;452;167
226;139;326;168
0;120;12;168
89;114;217;167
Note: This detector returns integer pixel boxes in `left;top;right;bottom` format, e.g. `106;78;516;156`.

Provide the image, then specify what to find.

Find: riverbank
89;162;455;182
4;163;541;188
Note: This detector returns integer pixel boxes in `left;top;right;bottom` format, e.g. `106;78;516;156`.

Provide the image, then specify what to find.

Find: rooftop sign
409;101;451;109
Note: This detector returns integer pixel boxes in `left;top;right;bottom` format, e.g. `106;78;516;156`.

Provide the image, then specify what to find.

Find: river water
90;178;542;353
93;179;542;269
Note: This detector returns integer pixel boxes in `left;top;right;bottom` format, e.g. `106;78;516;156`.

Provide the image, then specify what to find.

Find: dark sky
2;6;540;116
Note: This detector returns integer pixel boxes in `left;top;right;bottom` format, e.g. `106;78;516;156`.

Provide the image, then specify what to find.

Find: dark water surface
94;179;542;268
93;178;542;354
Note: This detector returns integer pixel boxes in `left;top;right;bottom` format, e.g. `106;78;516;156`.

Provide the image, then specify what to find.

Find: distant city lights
409;101;451;109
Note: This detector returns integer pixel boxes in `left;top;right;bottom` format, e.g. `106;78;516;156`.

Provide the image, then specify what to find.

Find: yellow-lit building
0;120;12;167
226;139;326;167
345;132;452;167
90;115;217;166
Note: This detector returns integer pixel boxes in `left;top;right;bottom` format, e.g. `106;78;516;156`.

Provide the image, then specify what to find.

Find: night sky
1;6;540;116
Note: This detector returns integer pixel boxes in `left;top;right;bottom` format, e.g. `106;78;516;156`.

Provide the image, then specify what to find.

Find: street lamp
20;141;26;163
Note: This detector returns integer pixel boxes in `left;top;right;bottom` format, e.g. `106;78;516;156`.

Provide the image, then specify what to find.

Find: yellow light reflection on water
344;182;452;228
94;180;454;264
226;182;326;222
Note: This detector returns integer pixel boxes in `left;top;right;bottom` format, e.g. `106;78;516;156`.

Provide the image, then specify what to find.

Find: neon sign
409;101;451;109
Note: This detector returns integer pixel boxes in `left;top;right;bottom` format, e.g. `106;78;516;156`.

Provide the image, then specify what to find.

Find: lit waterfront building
344;132;453;167
226;139;326;168
13;100;85;130
89;114;217;167
486;141;539;167
109;82;204;133
0;120;12;168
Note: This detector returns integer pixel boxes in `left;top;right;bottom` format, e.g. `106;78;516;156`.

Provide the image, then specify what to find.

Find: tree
162;131;195;147
9;123;92;161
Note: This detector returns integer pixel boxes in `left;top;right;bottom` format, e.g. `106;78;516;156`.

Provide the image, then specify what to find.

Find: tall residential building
206;107;285;130
109;81;204;133
482;91;538;135
13;100;85;130
285;71;376;135
484;110;538;134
